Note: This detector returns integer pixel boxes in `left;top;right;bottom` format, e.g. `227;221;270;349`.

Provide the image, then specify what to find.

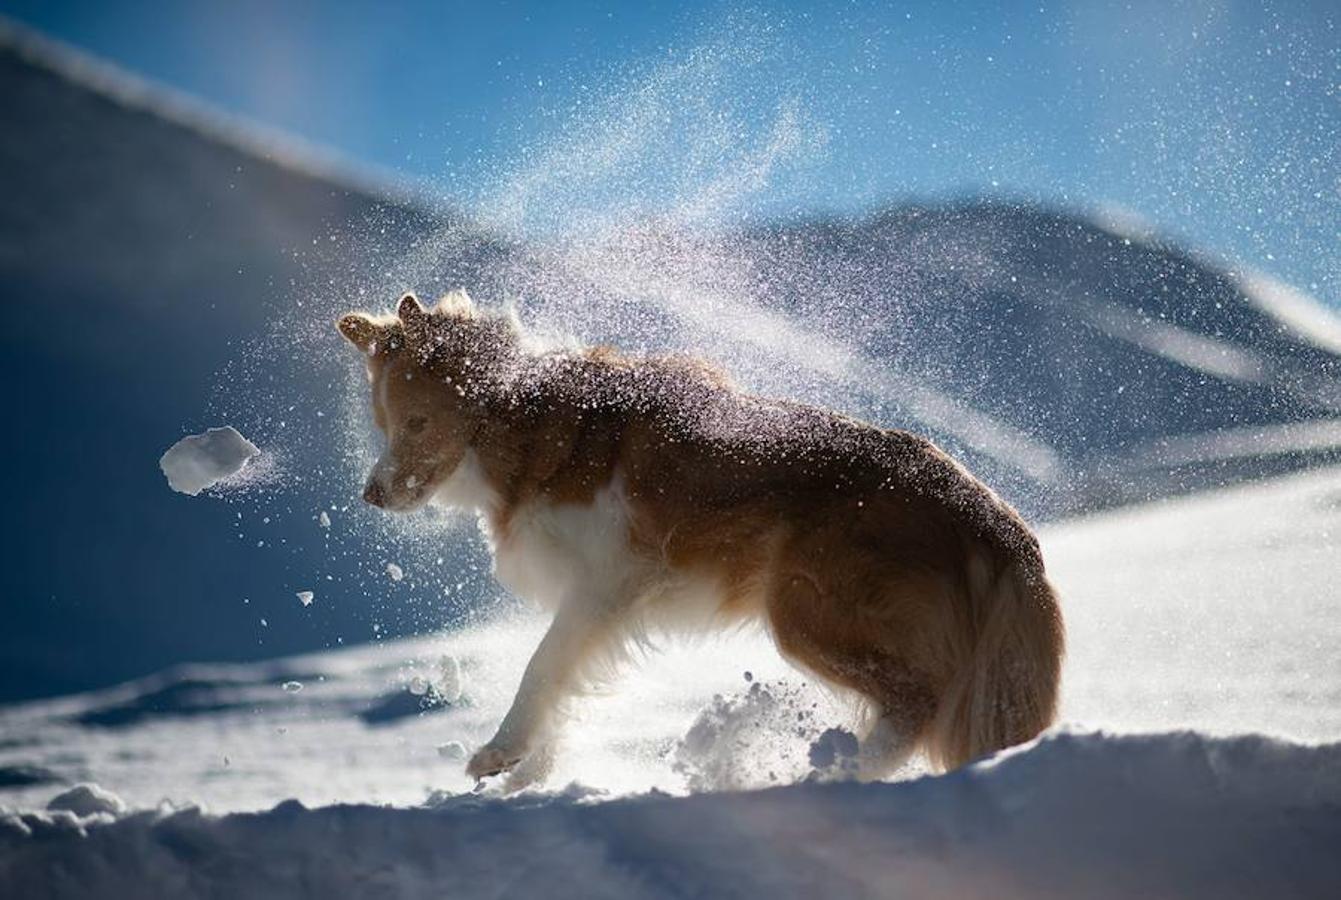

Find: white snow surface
44;784;125;819
2;733;1338;899
2;465;1340;897
158;426;260;496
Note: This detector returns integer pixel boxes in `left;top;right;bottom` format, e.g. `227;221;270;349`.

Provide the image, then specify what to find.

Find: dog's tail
925;554;1064;771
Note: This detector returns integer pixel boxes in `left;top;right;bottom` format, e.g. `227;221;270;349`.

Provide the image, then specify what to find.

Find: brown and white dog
338;290;1064;782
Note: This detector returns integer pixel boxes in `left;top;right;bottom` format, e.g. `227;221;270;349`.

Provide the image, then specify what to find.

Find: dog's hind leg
467;594;631;781
767;569;938;781
856;706;926;781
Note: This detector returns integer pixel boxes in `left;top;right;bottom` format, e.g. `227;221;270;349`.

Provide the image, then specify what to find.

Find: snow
437;655;463;703
2;463;1339;896
295;591;314;607
44;783;126;819
806;727;860;771
1;732;1338;898
672;680;852;792
436;741;467;761
1240;270;1341;357
386;562;404;582
158;426;260;496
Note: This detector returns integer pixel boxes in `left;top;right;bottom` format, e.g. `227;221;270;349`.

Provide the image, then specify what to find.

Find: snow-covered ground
2;464;1340;896
5;731;1339;899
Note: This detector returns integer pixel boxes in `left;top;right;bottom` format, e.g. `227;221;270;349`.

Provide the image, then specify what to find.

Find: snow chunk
46;783;126;818
159;426;259;496
296;591;314;607
436;741;467;761
674;681;830;791
808;727;859;770
438;655;463;703
385;562;404;582
318;511;331;528
281;681;303;693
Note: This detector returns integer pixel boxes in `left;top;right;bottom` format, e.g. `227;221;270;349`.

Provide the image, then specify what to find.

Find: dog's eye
405;415;428;433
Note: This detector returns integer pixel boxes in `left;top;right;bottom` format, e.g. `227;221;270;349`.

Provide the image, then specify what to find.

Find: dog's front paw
467;742;524;780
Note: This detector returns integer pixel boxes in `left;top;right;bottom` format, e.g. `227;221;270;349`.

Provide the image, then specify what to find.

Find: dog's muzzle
362;479;386;508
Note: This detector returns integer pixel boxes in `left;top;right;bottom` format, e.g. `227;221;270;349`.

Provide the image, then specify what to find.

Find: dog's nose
362;480;386;507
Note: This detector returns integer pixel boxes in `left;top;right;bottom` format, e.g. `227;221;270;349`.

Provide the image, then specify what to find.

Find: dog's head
337;290;515;512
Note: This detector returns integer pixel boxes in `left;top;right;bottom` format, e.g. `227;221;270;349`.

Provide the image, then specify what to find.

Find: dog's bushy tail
926;556;1064;771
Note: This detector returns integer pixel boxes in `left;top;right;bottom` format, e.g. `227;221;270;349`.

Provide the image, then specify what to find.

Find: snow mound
45;783;126;819
2;730;1338;898
158;426;260;496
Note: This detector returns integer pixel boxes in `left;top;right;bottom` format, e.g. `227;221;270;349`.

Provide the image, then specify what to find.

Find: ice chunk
386;562;404;582
281;681;303;693
46;783;126;818
318;511;331;528
159;426;260;496
296;591;314;607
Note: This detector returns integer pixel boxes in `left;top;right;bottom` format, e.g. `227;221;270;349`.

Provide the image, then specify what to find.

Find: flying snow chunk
438;655;463;703
808;727;860;770
318;511;331;528
159;426;260;496
281;681;303;693
436;741;467;761
386;562;404;582
296;591;314;607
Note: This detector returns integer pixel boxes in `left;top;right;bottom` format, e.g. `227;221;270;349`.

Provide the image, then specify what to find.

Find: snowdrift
3;730;1339;899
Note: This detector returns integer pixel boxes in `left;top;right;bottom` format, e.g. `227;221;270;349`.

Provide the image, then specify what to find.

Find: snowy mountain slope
2;462;1340;896
737;204;1341;510
0;24;440;703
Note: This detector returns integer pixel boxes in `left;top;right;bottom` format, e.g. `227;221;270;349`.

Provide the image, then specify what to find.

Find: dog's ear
436;288;474;318
337;313;381;353
397;292;430;344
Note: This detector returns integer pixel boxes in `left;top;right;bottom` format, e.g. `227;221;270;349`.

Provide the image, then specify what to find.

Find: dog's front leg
467;598;624;780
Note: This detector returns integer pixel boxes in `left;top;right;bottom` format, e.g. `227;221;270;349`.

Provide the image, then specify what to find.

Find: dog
338;290;1064;782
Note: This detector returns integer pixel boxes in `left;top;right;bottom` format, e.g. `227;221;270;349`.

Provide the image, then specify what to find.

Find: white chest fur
433;458;732;626
433;456;645;610
490;479;644;609
432;448;498;512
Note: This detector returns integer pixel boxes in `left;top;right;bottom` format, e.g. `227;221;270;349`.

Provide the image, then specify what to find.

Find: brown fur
340;292;1065;774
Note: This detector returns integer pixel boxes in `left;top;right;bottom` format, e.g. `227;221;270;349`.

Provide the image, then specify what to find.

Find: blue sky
5;0;1339;304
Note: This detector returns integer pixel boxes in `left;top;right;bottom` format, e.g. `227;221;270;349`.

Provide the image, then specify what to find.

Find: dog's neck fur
371;304;1043;571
